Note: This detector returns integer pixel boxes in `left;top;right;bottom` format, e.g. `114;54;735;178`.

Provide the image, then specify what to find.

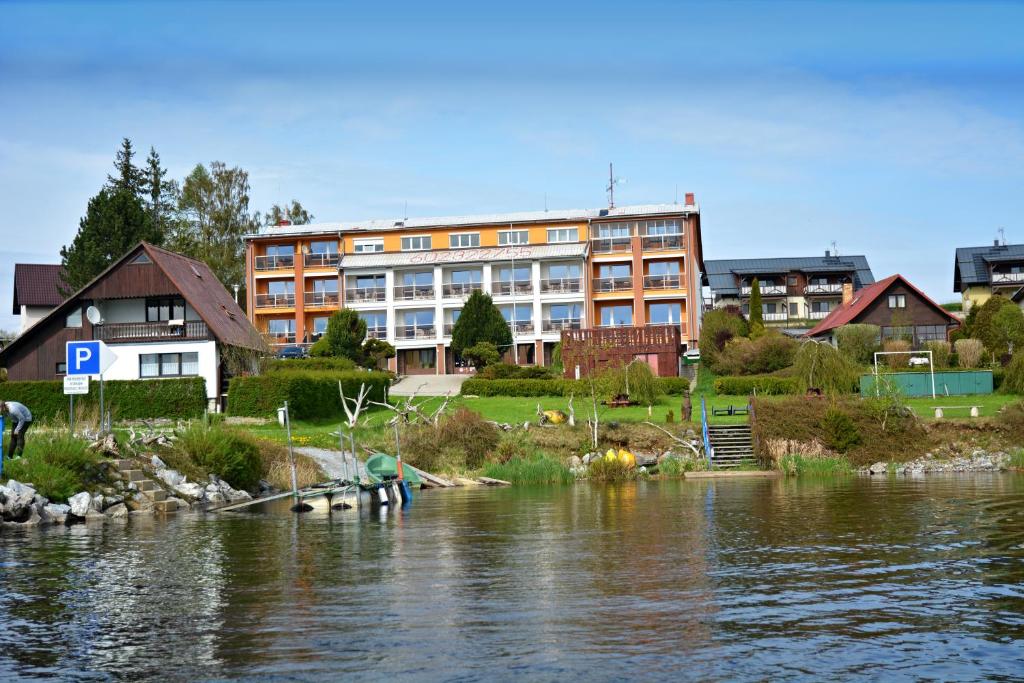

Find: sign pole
99;373;105;433
70;394;74;434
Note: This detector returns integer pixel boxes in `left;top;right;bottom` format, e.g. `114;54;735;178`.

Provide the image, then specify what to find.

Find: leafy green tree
168;162;259;293
59;187;161;292
320;309;367;363
362;338;396;369
970;294;1012;355
106;137;146;196
699;307;750;372
462;341;501;368
793;340;859;395
748;278;764;335
835;324;881;364
451;291;512;356
264;200;314;226
990;303;1024;358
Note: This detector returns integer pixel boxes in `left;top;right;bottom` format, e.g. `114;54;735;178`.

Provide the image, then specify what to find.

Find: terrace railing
539;278;582;294
641;234;683;251
442;282;483;298
254;254;294;271
394;285;435;301
543;318;582;332
255;293;296;308
303;252;340;269
804;283;844;295
492;280;533;296
643;274;682;289
593;276;633;293
94;320;211;343
345;287;386;303
304;291;340;307
591;236;632;254
394;324;436;340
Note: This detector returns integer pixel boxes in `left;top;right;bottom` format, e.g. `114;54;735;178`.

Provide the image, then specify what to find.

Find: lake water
2;475;1024;681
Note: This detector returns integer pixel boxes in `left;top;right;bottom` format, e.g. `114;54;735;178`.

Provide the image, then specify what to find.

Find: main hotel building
244;198;704;375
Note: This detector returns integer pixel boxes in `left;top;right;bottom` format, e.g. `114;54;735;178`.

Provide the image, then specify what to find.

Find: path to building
390;374;470;397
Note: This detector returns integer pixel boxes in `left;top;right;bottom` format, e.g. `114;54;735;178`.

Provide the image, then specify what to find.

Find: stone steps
114;458;177;513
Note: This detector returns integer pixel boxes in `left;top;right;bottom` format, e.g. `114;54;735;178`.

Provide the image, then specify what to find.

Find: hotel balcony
442;282;483;298
303;252;339;269
254;254;294;271
304;291;340;307
255;293;296;309
593;276;633;293
807;310;831;320
539;278;582;294
508;321;534;335
442;323;455;337
643;274;682;290
93;320;211;343
641;234;683;251
740;285;787;297
762;312;789;322
543;318;582;332
345;287;386;303
591;236;632;254
264;332;297;346
365;326;388;340
394;324;437;340
492;280;533;296
804;283;844;295
394;285;435;301
991;271;1024;284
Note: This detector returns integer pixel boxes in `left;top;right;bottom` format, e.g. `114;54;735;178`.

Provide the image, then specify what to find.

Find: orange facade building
243;198;704;375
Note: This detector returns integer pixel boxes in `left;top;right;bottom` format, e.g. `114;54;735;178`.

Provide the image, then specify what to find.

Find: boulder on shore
68;491;92;517
868;462;888;475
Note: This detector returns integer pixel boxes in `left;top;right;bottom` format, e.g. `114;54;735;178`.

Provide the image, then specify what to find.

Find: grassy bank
2;431;111;503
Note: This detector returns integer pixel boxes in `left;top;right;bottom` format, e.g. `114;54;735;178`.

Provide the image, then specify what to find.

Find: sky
1;0;1022;331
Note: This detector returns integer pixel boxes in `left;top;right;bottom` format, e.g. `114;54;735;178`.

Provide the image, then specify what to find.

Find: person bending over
0;400;33;459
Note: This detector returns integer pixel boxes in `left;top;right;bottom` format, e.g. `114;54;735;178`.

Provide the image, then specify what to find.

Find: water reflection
1;475;1023;681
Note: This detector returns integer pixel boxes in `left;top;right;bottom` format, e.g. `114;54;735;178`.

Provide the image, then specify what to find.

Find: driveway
390;374;470;397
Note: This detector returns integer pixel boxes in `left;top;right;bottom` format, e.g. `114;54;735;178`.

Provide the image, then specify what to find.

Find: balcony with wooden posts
740;284;787;297
93;320;212;343
560;325;683;378
804;283;845;296
991;268;1024;285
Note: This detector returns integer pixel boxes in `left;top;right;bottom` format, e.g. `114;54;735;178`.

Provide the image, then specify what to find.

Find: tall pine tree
451;291;513;356
143;146;180;232
748;277;765;335
106;137;146;197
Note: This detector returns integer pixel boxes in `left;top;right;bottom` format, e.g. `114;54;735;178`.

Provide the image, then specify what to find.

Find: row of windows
64;298;189;329
741;301;835;315
598;303;683;326
348;264;583;289
597;262;683;278
311;228;586;256
141;352;200;378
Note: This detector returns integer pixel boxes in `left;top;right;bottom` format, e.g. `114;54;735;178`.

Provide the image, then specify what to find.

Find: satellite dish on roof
86;306;103;326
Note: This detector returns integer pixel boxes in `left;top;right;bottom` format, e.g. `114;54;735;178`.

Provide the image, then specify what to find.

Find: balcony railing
646;322;688;335
345;287;386;303
94;320;211;343
366;326;388;340
254;254;294;271
591;236;632;254
304;291;340;307
762;312;789;322
643;274;682;289
492;280;533;296
442;323;455;337
303;252;339;269
543;318;582;332
804;283;844;295
593;276;633;293
808;310;831;320
508;321;534;334
992;272;1024;284
394;324;436;340
540;278;582;294
255;293;296;308
442;282;483;298
394;285;435;301
264;332;297;346
641;234;683;250
741;285;787;297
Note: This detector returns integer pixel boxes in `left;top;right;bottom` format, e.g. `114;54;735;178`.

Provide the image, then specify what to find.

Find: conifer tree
106;137;146;197
451;291;513;356
748;278;765;335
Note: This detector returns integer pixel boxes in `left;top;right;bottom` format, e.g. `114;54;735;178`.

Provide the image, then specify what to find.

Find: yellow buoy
618;448;636;468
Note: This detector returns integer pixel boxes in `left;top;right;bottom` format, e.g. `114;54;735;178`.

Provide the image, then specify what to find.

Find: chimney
995;239;1001;247
277;219;291;227
685;192;695;206
842;282;854;305
825;249;831;258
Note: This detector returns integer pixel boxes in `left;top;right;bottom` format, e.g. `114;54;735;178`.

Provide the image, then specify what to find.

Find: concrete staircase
707;425;757;469
113;459;178;513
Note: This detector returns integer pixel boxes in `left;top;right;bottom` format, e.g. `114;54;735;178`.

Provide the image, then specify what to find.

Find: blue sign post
66;340;117;432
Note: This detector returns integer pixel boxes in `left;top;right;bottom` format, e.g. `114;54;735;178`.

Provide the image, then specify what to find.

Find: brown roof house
805;274;960;346
0;243;265;408
12;263;67;334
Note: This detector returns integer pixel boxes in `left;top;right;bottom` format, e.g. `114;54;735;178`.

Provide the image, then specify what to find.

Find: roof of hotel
12;263;66;314
246;203;697;239
953;243;1024;291
703;255;874;297
804;274;960;338
338;242;588;269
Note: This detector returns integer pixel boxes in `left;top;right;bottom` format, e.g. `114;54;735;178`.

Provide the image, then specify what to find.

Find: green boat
364;453;422;486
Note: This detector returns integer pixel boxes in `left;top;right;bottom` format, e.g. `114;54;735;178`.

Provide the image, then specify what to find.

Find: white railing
992;272;1024;284
804;283;844;295
394;324;436;340
741;285;787;296
762;312;788;322
808;310;831;320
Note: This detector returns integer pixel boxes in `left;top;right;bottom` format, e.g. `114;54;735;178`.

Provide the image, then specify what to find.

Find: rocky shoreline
861;450;1015;475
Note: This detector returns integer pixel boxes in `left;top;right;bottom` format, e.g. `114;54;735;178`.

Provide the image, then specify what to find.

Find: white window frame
498;229;529;246
547;227;579;243
354;239;384;253
448;232;480;249
401;235;432;252
888;294;907;309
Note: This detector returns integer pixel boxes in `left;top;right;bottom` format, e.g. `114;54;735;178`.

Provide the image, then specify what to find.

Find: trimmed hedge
227;370;392;419
0;377;207;421
267;357;358;373
713;375;800;396
461;376;691;398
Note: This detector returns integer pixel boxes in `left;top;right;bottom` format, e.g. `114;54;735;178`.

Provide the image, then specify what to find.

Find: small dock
684;470;780;479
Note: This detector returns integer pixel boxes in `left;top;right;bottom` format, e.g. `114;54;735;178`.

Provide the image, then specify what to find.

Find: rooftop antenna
544;193;548;212
606;163;625;208
404;201;408;222
831;240;839;257
998;227;1006;246
674;184;679;204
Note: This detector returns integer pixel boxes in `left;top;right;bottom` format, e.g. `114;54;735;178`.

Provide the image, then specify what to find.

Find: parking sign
66;340;117;376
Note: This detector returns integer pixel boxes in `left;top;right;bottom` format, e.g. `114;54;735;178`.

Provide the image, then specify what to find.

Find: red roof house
805;274;960;345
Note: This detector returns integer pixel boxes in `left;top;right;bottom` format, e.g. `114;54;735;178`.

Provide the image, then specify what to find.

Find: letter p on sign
66;340;116;376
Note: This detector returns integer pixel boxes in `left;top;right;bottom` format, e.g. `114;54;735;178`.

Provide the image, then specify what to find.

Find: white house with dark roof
12;263;66;334
953;241;1024;312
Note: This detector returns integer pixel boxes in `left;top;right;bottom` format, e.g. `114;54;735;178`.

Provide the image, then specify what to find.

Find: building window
741;304;750;315
497;266;531;282
267;281;294;295
309;279;338;293
501;305;532;323
140;352;199;378
788;275;799;287
56;362;67;375
648;261;680;276
132;252;152;265
649;303;681;325
600;305;633;327
599;264;631;278
266;244;294;257
548;263;580;279
547;228;579;243
267;319;296;341
763;302;777;314
640;220;681;236
66;306;83;328
596;222;633;238
360;311;387;329
888;294;907;309
449;233;480;249
309;240;338;254
550;303;581;320
355;274;385;289
915;325;947;342
811;301;832;313
402;271;433;287
146;297;186;322
882;326;914;341
789;302;799;316
418;349;436;369
401;235;431;251
498;230;529;245
312;317;329;339
354;239;384;253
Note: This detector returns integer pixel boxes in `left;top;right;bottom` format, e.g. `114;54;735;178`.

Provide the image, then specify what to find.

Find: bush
658;377;691;395
699;308;749;370
587;456;638;482
478;363;555;380
435;407;500;469
267;357;357;372
169;423;263;491
1000;352;1024;394
462;376;690;398
713;375;800;396
228;370;391;418
822;407;861;452
835;324;880;364
604;361;662;405
713;332;798;376
923;340;951;368
3;432;106;503
882;339;912;369
955;339;984;368
462;341;501;368
0;377;206;422
793;341;860;395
